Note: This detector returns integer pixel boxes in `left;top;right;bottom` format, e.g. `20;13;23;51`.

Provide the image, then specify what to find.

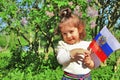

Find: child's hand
83;52;94;69
70;48;94;68
70;48;86;63
71;53;84;63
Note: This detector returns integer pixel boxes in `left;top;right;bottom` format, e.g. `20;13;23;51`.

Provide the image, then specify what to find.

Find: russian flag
89;26;120;62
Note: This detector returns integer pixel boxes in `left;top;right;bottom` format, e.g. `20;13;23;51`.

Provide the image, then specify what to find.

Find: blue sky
0;18;7;31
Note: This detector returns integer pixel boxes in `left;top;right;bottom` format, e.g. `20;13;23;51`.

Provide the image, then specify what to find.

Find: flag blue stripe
101;43;113;56
94;33;113;56
94;33;101;40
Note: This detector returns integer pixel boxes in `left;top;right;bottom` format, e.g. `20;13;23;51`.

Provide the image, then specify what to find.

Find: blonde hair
58;8;86;39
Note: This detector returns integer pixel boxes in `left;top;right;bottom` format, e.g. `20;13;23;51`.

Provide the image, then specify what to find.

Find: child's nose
67;33;71;38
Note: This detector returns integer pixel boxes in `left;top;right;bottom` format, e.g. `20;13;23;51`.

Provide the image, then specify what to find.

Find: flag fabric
89;26;120;62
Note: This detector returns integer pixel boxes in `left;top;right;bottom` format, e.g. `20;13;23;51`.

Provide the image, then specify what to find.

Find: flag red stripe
89;40;107;62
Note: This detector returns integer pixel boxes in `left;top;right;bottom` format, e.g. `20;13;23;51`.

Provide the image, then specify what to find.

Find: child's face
60;26;80;44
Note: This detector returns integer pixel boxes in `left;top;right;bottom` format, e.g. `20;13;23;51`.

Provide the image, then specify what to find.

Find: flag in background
89;26;120;62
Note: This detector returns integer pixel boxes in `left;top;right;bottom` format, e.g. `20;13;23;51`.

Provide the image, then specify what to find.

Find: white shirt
56;40;91;74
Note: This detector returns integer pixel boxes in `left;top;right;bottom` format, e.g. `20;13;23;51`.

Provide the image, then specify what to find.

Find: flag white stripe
100;26;120;51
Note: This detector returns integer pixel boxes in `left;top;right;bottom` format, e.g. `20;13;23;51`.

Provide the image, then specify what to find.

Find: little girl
56;8;95;80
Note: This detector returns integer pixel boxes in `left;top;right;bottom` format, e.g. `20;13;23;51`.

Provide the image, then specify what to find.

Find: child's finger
84;53;89;58
84;50;91;55
77;54;85;61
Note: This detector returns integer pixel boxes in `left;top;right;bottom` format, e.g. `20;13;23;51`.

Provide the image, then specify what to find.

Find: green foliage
0;35;7;47
0;50;61;80
0;50;120;80
0;0;90;54
0;50;11;68
0;67;63;80
0;53;120;80
113;28;120;42
5;47;59;72
92;66;113;80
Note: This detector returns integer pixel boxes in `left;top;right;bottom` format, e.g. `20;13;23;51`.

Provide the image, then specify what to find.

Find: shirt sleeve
57;49;71;65
56;41;71;65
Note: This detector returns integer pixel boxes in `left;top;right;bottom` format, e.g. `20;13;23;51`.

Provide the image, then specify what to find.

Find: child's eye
62;33;67;35
70;30;73;33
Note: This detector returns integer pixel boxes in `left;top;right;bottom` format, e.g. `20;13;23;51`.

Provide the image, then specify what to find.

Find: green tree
91;0;120;37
